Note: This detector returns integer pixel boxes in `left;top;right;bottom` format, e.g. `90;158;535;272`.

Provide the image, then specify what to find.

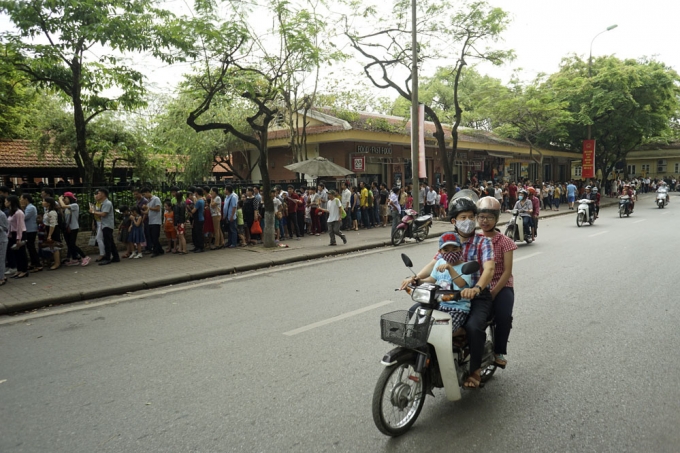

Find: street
1;194;679;453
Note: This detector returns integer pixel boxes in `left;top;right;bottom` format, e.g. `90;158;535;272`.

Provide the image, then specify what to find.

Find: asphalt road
1;195;679;453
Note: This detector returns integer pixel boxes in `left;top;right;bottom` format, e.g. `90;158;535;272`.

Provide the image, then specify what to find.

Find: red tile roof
0;139;75;169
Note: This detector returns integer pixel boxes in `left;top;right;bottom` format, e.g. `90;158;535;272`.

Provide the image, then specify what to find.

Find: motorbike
391;209;432;246
656;191;669;209
576;199;596;227
504;209;532;244
372;254;496;437
619;195;632;218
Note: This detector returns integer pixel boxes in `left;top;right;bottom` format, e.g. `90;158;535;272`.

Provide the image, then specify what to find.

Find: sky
2;0;679;99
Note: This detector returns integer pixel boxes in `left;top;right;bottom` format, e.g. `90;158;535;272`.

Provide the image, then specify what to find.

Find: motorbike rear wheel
372;356;426;437
414;225;429;242
619;207;623;218
576;212;584;227
391;228;406;246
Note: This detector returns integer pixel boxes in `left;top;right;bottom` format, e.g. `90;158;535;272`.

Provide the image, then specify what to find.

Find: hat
63;191;77;201
439;232;461;249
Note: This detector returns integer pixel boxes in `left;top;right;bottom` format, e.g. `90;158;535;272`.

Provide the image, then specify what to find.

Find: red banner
582;140;595;179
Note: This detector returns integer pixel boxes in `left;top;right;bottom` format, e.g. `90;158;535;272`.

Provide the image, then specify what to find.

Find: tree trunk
71;62;95;190
424;105;455;203
257;131;276;248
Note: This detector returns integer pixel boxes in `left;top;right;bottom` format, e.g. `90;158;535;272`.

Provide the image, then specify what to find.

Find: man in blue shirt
190;188;206;253
222;185;239;248
566;180;577;210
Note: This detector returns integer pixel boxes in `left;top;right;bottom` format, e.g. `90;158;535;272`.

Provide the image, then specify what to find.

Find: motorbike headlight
411;287;433;303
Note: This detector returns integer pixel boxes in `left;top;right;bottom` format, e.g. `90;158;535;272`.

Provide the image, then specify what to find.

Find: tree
184;0;326;247
346;0;513;197
392;67;507;131
492;75;573;166
0;0;189;188
0;45;39;138
547;55;680;182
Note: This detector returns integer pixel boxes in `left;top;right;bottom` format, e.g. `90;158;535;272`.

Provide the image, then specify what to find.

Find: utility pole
410;0;420;213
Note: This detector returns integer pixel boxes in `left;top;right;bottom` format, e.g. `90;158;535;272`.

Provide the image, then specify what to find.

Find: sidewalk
0;195;625;316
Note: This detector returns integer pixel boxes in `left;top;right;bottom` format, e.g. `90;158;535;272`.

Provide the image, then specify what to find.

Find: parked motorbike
656;191;669;209
504;209;532;244
372;254;496;437
619;195;632;217
576;199;596;227
391;209;432;246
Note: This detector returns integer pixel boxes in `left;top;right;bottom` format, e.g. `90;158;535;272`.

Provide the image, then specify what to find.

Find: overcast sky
2;0;679;98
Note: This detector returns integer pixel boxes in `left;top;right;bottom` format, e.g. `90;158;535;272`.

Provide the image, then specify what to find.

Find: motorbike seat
414;216;431;225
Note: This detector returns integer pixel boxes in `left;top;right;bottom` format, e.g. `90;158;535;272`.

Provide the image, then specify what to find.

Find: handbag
250;220;262;235
338;199;347;219
88;232;97;246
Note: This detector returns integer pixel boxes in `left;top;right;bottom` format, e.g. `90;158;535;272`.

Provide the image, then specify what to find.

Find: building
236;109;581;187
625;143;680;180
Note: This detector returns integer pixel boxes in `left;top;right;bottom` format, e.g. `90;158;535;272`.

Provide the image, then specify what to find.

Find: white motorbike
656;191;669;208
576;199;596;227
504;209;532;244
372;255;496;437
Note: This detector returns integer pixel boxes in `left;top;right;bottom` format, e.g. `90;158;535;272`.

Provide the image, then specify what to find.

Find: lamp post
587;24;617;140
410;0;420;214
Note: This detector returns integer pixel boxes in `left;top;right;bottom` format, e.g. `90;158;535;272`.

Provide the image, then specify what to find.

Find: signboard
352;155;365;172
357;145;392;155
473;161;483;171
582;139;595;179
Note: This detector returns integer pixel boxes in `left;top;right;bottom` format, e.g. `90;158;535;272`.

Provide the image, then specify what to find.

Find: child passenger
419;232;472;336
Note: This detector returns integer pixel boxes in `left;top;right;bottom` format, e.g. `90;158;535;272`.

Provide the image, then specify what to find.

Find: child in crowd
118;206;133;258
405;191;413;210
418;233;472;336
164;199;177;253
236;200;246;246
128;206;146;259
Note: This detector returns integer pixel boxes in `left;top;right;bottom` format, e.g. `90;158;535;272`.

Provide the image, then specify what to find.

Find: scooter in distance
576;199;596;227
656;191;669;208
504;209;532;244
372;254;496;437
391;209;432;246
619;195;632;217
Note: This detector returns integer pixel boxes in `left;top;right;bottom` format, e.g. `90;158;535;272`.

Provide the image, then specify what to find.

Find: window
641;164;650;173
574;166;582;176
627;165;635;175
675;163;679;173
657;159;667;173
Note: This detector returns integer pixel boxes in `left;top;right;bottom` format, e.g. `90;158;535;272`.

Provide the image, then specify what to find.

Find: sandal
0;278;7;286
464;370;482;389
494;354;507;369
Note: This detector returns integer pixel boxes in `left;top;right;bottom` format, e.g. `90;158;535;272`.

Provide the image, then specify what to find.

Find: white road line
283;300;394;336
589;231;609;237
514;252;542;263
662;211;670;215
633;219;647;224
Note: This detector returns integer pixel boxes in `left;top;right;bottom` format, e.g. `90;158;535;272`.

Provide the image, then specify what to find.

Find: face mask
456;219;476;235
518;195;524;200
441;251;463;264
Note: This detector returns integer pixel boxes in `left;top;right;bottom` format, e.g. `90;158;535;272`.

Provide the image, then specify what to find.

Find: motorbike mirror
460;261;480;275
401;254;413;268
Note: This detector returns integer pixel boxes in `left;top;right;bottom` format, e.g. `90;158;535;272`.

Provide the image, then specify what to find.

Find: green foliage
547;55;680;173
0;0;191;186
0;46;39;138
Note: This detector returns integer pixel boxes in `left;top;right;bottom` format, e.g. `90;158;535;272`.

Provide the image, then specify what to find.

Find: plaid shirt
435;233;494;286
490;232;517;289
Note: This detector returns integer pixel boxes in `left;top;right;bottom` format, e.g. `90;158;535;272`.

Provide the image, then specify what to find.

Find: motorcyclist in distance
592;187;601;218
581;185;596;220
658;181;670;204
622;184;635;212
511;189;533;237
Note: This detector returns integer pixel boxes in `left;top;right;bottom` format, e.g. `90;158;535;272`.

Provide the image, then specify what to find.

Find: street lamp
587;24;618;139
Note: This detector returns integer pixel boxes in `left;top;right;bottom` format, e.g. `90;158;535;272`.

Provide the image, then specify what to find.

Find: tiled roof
0;139;75;169
0;139;135;170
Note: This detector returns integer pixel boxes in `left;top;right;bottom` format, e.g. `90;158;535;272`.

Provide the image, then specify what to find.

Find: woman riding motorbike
476;197;517;368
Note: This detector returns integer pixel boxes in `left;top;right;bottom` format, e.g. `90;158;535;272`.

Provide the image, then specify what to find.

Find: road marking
662;211;670;215
514;252;542;262
283;300;394;336
589;231;609;237
633;219;647;224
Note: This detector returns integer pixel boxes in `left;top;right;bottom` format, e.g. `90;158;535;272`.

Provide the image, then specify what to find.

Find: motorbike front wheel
576;212;584;227
619;207;623;218
391;228;406;246
414;225;429;242
372;356;426;437
504;224;515;241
